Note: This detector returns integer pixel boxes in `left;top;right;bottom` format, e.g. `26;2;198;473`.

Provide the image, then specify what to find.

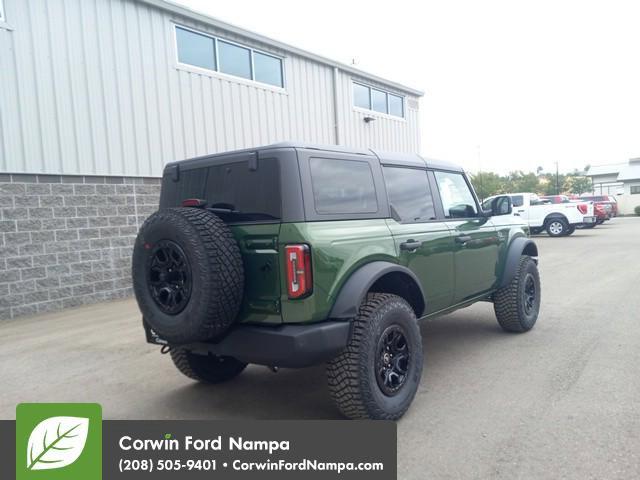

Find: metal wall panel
0;0;421;177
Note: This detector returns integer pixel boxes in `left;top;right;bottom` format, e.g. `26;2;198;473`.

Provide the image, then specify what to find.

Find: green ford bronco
132;143;541;420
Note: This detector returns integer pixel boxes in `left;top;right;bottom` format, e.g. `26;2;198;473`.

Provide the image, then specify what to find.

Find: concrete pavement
1;217;639;479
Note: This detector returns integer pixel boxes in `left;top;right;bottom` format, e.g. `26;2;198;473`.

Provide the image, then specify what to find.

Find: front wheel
493;256;541;332
170;348;247;383
326;293;423;420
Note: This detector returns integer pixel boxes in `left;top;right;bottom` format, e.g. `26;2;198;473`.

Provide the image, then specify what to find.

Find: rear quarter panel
278;220;397;323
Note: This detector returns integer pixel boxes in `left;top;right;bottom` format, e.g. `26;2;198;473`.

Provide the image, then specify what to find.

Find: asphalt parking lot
2;217;639;479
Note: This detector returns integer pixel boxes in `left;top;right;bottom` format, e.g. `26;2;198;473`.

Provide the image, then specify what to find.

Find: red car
579;195;618;217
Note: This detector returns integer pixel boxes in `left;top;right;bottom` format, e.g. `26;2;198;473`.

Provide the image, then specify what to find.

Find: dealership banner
1;404;396;479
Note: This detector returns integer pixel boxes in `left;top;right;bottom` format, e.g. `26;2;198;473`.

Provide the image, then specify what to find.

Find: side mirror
483;195;512;216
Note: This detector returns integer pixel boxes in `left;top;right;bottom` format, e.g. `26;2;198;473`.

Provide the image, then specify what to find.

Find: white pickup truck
483;192;596;237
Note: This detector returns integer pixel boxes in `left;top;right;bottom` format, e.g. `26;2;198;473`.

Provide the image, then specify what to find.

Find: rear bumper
580;216;597;224
144;320;351;368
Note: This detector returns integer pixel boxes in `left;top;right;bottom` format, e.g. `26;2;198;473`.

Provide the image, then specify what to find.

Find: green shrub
635;206;640;216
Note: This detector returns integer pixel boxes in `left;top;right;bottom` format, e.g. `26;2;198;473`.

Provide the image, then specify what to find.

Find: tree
504;171;539;193
469;172;504;200
539;173;566;195
564;175;592;195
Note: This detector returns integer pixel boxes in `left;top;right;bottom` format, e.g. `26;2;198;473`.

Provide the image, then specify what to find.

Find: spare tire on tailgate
132;208;244;344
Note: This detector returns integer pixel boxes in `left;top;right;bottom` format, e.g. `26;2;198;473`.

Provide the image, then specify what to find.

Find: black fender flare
329;261;426;320
499;237;539;288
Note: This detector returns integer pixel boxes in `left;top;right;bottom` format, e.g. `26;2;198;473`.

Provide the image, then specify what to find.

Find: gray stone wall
0;174;160;319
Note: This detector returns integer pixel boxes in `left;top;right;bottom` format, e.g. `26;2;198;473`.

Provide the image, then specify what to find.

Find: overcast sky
174;0;640;175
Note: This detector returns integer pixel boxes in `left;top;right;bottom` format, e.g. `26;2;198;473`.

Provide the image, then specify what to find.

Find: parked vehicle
132;143;541;420
540;195;607;227
485;192;596;236
579;195;617;218
540;195;572;204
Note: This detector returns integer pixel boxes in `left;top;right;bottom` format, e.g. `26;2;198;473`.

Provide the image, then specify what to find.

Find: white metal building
586;158;640;215
0;0;423;319
0;0;422;177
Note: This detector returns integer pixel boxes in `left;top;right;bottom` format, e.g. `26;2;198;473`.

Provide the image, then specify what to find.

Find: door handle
455;235;472;244
400;239;422;252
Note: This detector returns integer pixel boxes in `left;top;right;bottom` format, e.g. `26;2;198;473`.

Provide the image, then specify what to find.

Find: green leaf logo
26;416;89;470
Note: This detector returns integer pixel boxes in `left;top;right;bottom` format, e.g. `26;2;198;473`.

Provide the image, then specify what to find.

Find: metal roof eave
139;0;425;97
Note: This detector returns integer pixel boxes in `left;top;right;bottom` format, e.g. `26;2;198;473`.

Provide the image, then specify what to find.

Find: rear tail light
577;204;588;214
181;198;207;208
285;245;312;299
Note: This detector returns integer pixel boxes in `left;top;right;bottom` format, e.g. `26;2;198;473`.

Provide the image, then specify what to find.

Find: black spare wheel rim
147;240;192;315
376;325;411;396
523;273;536;316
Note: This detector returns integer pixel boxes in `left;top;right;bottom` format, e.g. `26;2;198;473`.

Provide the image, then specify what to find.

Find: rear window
309;158;378;214
160;157;281;222
510;195;524;207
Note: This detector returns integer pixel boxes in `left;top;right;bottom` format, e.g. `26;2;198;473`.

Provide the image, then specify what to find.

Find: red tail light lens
577;204;588;214
285;245;312;299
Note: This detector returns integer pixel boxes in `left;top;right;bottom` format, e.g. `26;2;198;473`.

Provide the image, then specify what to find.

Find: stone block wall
0;174;160;319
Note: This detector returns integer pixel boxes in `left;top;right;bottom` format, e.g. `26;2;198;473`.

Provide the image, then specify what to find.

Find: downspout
332;67;341;145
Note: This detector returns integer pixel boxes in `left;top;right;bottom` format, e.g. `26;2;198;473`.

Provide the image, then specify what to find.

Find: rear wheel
170;348;247;383
565;225;576;236
326;293;423;420
545;218;568;237
493;256;541;333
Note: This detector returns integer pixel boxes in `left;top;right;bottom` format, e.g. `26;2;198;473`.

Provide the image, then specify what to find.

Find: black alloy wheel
523;273;536;316
376;325;411;396
147;240;192;315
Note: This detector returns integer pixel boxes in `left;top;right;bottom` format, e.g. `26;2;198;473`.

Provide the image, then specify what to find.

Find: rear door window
510;195;524;207
383;167;436;222
161;156;281;222
309;158;378;214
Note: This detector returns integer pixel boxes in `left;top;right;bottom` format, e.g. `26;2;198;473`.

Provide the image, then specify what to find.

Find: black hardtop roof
164;142;464;173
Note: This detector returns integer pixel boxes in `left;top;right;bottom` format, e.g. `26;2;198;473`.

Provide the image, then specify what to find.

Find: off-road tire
326;293;423;420
493;255;540;333
545;217;568;237
170;348;247;383
132;208;244;344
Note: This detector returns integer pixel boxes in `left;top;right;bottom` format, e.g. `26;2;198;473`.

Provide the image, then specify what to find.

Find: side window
510;195;524;207
383;167;436;222
434;171;478;219
309;158;378;214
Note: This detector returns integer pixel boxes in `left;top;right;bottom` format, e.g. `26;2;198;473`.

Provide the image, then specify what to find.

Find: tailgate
230;223;283;324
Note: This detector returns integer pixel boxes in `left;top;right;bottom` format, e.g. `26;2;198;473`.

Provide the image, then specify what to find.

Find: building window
218;40;252;80
352;82;405;118
175;25;284;88
631;186;640;195
353;83;371;109
176;27;216;71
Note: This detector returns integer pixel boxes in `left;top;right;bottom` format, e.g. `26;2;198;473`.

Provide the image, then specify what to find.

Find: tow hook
160;345;171;355
267;366;279;373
